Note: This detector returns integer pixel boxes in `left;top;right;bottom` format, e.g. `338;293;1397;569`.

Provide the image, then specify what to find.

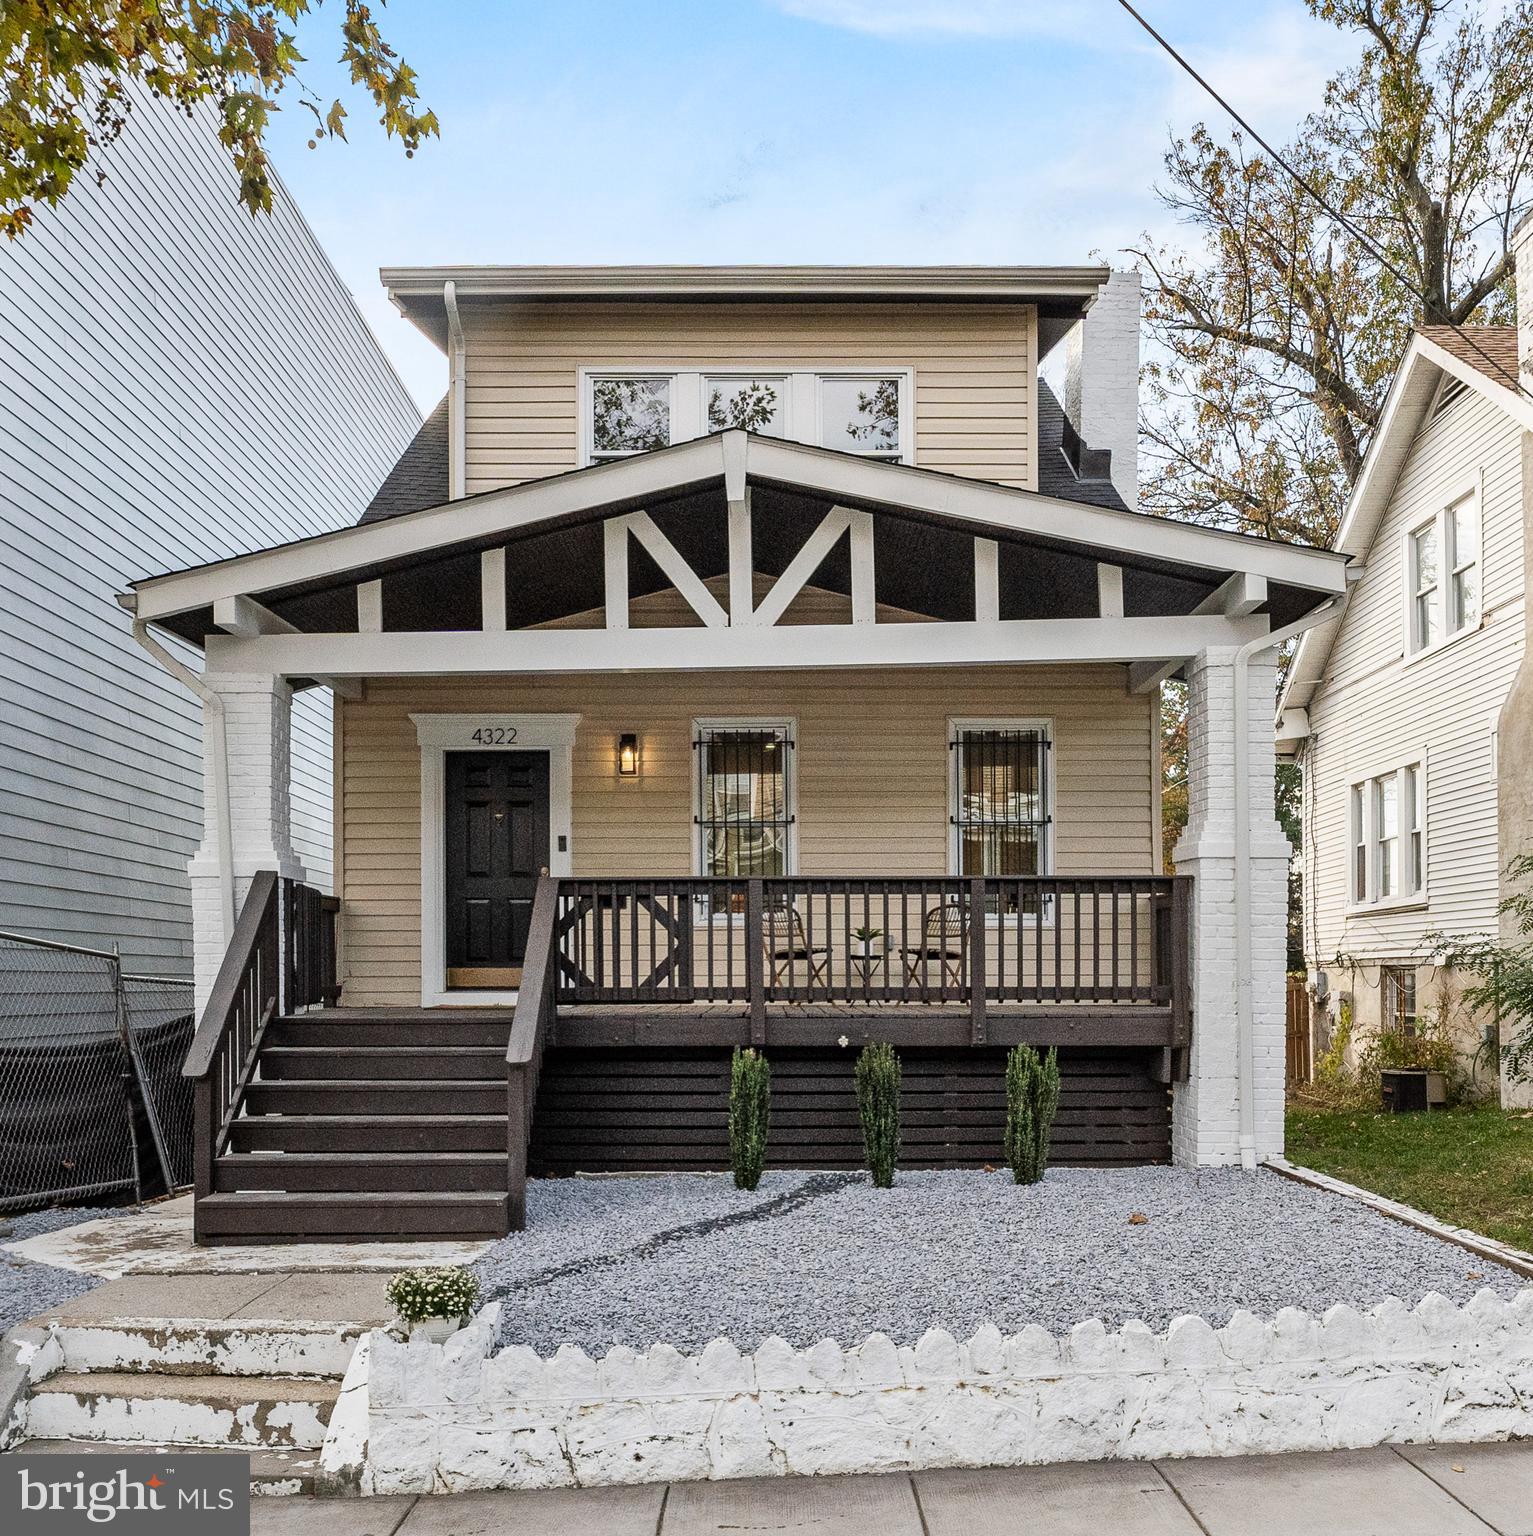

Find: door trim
412;713;579;1008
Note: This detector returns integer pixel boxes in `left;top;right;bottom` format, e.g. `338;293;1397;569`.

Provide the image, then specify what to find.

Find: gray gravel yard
0;1206;115;1336
473;1167;1530;1356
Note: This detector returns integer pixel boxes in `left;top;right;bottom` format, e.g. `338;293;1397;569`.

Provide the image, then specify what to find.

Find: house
1279;215;1533;1107
0;85;420;976
121;265;1347;1242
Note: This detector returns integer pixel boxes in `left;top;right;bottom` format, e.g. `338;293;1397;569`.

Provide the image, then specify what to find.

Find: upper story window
1349;760;1424;908
582;370;910;466
1406;486;1480;654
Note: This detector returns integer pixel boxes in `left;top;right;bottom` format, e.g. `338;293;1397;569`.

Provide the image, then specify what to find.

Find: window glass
592;377;671;458
1451;500;1479;631
706;377;786;436
1405;765;1423;894
1383;967;1418;1036
1412;523;1439;650
954;729;1049;881
695;726;791;877
821;376;901;457
1375;775;1398;898
1351;785;1367;902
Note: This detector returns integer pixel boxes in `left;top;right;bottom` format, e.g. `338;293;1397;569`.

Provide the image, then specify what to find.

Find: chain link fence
0;931;195;1213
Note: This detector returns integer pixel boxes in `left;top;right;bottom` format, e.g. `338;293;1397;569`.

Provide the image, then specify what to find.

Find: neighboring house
124;265;1346;1243
0;87;420;975
1279;216;1533;1105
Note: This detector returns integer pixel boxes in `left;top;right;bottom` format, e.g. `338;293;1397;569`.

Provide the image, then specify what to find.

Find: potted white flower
385;1265;481;1343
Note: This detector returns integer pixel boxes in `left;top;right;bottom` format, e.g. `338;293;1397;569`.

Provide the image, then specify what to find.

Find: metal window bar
951;730;1050;917
694;728;794;916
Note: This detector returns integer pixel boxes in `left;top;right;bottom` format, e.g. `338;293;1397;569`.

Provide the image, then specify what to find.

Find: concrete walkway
251;1442;1533;1535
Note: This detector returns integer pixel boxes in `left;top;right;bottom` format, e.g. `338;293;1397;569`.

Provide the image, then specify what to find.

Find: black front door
445;751;550;986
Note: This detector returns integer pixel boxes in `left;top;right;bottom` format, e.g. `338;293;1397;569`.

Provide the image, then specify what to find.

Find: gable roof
357;378;1130;527
1279;324;1528;748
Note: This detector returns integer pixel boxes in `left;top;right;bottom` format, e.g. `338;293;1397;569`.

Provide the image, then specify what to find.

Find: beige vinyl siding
462;302;1036;494
339;663;1152;1005
1303;387;1525;965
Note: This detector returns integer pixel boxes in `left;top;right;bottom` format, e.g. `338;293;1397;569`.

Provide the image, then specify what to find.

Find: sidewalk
252;1442;1533;1535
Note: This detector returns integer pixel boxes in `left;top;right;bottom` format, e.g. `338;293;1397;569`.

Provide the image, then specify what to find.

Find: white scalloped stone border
357;1289;1533;1494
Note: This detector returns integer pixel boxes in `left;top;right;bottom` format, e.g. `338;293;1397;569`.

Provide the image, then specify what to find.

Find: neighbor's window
1382;966;1419;1037
951;725;1051;882
694;722;794;878
1408;488;1480;652
706;376;787;436
820;375;902;458
590;376;671;460
1349;761;1425;906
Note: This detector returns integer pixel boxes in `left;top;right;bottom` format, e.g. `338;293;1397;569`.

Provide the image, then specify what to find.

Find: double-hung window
950;723;1051;915
1407;487;1480;653
582;370;910;465
1381;966;1419;1037
1349;761;1425;907
693;721;794;879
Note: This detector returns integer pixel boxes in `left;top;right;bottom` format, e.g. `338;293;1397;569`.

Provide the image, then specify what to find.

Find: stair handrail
506;872;560;1231
184;869;278;1081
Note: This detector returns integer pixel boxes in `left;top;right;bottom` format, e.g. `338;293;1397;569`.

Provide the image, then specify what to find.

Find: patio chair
762;906;831;988
902;901;970;989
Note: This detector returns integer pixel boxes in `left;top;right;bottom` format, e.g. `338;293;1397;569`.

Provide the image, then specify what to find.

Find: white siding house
0;87;420;973
1281;217;1533;1100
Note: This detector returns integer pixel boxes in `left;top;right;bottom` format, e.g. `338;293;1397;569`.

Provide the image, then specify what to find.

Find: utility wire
1115;0;1531;403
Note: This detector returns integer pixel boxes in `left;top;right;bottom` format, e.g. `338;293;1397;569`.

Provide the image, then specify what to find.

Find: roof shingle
1417;325;1519;391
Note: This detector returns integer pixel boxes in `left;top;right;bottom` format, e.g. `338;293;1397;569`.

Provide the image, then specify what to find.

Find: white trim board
411;712;580;1009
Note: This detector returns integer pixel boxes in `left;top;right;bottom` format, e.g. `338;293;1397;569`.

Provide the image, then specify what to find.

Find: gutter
131;620;236;947
444;279;466;501
1231;593;1348;1168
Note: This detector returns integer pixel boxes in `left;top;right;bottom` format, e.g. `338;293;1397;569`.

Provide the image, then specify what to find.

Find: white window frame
1403;475;1482;660
690;716;799;897
579;367;914;467
947;716;1055;925
1346;755;1427;912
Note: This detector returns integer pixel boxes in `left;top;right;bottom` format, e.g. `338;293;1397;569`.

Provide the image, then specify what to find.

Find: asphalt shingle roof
1417;325;1519;392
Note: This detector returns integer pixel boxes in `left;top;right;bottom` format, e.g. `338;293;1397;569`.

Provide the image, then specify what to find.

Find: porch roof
124;431;1349;652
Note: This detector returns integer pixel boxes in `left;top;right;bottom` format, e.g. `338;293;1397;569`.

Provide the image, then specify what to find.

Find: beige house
1281;217;1533;1104
124;266;1346;1243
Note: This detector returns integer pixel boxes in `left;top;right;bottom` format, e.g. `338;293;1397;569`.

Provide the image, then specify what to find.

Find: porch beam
205;612;1271;678
974;538;999;622
603;518;629;630
754;505;854;628
849;510;875;625
727;489;754;624
1096;563;1124;618
1127;573;1271;694
481;548;507;630
356;580;383;633
211;596;362;699
624;510;729;628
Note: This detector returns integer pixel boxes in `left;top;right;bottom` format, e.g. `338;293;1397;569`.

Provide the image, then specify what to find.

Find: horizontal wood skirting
528;1045;1171;1173
550;1004;1179;1051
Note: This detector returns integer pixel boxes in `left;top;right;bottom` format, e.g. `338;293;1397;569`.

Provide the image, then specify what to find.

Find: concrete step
227;1113;507;1153
260;1046;505;1081
242;1079;504;1116
195;1190;509;1243
27;1371;339;1450
215;1151;507;1193
50;1318;364;1380
5;1438;322;1496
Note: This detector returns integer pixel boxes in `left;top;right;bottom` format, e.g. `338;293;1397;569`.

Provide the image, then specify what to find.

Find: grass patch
1286;1105;1533;1252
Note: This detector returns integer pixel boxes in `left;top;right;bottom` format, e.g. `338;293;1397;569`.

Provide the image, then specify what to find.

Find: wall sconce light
617;733;640;777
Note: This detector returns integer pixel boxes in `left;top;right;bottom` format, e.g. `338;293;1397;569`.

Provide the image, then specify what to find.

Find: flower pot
407;1315;465;1344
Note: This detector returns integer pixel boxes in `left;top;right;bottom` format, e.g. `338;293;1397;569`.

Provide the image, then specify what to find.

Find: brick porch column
188;673;305;1013
1172;648;1290;1166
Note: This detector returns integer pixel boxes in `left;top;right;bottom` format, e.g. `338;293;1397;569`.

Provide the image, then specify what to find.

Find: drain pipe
1231;592;1348;1168
444;279;466;501
131;620;236;947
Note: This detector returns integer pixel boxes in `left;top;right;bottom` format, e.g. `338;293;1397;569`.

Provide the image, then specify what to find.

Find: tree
1135;0;1533;548
1;1;437;238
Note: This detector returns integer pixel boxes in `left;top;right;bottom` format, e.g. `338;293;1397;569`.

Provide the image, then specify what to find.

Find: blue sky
264;1;1360;411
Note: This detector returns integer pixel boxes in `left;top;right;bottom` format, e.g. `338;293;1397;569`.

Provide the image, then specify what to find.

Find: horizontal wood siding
1304;387;1525;966
528;1047;1171;1172
463;301;1036;493
0;87;419;972
340;665;1154;1004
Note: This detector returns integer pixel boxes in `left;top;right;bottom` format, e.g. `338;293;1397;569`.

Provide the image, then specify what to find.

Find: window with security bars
951;727;1051;907
694;724;794;878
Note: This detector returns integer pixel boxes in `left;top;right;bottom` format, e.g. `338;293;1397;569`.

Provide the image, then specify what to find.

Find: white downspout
132;620;236;946
1232;593;1348;1167
444;279;466;501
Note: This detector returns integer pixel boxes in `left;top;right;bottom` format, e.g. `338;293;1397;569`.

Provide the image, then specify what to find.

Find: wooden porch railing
182;872;339;1239
506;873;559;1231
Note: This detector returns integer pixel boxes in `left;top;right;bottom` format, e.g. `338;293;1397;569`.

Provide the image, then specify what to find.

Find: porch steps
205;1012;514;1243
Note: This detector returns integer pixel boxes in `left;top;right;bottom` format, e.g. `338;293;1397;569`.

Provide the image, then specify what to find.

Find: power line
1115;0;1531;404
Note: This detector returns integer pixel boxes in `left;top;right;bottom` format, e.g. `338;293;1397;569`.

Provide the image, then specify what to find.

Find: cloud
771;0;1134;42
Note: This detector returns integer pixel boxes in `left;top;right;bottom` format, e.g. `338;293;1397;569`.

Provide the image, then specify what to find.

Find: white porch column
1172;648;1290;1166
189;673;306;1012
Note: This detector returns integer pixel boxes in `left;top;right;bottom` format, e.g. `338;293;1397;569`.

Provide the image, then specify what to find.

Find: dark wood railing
548;874;1191;1049
183;872;340;1239
506;873;559;1231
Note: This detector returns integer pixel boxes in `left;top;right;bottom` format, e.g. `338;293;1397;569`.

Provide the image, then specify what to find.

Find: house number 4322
470;726;518;744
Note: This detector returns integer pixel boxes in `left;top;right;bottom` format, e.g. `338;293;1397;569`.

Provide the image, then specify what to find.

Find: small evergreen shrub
729;1047;771;1190
1003;1043;1060;1185
385;1266;479;1323
855;1041;901;1188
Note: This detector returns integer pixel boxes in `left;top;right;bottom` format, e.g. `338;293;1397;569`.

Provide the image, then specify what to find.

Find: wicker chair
762;906;831;987
902;902;970;989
